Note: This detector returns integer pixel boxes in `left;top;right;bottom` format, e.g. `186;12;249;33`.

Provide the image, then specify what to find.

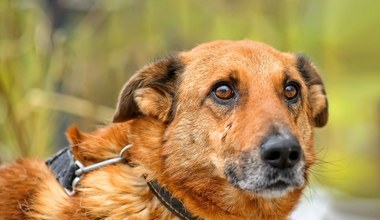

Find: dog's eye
284;83;300;102
214;84;235;100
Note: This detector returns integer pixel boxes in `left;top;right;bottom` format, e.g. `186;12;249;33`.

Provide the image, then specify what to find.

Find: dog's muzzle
225;132;305;198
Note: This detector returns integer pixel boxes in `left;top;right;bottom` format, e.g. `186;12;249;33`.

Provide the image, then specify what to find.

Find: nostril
264;151;281;161
289;150;300;162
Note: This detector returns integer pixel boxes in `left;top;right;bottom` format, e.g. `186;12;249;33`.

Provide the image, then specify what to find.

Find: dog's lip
258;176;305;192
265;180;290;190
253;179;297;198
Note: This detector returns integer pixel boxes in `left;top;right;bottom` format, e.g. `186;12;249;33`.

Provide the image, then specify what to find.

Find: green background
1;0;380;200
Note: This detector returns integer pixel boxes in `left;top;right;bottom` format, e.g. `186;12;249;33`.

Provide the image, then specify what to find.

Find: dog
0;40;328;220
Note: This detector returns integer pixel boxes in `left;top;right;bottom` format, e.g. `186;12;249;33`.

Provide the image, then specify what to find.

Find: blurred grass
1;0;380;197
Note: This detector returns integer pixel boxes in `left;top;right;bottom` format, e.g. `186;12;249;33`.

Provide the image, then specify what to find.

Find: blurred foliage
1;0;380;198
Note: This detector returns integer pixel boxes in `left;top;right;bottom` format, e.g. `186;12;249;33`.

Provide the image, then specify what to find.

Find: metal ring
119;144;133;157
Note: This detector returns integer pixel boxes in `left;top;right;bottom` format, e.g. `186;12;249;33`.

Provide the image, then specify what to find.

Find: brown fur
0;40;328;220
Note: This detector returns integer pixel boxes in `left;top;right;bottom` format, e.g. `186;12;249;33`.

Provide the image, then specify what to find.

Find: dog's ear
296;54;328;127
113;56;182;123
66;124;85;160
66;124;84;145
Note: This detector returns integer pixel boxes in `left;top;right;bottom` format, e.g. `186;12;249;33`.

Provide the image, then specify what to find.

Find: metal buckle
64;144;132;196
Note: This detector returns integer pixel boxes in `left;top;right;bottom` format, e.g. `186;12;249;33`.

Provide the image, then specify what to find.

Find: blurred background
1;0;380;219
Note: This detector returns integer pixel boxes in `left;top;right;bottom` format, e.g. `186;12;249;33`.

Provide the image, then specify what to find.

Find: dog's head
113;40;327;205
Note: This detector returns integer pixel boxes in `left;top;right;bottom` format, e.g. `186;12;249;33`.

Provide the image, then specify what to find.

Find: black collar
46;147;201;220
147;180;200;220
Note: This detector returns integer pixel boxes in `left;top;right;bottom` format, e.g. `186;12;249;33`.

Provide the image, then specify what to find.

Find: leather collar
147;180;200;220
46;147;201;220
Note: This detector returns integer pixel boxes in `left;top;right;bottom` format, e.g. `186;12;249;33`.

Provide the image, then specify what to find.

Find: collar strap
46;147;78;195
46;145;201;220
46;145;131;195
147;180;201;220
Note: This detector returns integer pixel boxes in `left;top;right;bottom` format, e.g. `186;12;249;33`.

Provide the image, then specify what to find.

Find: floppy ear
296;54;328;127
113;56;183;123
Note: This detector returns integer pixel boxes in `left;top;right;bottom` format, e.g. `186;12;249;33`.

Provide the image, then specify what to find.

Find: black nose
260;134;302;169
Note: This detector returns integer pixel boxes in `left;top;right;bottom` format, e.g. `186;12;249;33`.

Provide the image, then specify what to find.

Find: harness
46;145;201;220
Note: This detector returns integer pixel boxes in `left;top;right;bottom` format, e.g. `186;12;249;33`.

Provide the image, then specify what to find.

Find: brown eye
215;85;234;100
284;83;299;101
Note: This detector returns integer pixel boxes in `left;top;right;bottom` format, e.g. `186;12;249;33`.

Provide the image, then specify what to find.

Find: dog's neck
65;117;297;220
65;117;202;219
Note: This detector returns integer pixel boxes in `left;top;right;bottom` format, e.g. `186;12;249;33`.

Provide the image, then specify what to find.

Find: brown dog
0;40;328;220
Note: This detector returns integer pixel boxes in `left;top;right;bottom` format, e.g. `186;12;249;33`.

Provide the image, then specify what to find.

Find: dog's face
113;40;327;200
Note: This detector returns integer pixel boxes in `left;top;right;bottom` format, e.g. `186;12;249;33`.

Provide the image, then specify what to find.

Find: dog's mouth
267;180;289;190
254;178;301;198
225;160;306;199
